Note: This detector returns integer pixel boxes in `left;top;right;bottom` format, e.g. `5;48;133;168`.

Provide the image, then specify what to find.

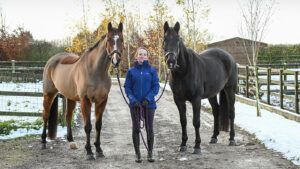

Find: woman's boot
147;134;155;162
133;131;142;163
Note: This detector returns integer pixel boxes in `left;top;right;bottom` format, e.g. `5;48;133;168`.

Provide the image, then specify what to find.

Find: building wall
208;38;267;65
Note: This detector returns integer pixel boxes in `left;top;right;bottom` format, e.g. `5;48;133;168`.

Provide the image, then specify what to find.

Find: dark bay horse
163;22;237;154
42;22;124;160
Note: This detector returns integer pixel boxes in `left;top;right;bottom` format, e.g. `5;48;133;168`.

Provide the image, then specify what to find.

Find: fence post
283;65;287;91
267;67;271;104
280;69;284;109
11;60;15;73
246;66;249;98
62;96;66;117
295;71;299;114
236;65;239;94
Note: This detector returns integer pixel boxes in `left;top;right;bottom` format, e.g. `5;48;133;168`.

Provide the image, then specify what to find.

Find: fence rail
237;64;300;114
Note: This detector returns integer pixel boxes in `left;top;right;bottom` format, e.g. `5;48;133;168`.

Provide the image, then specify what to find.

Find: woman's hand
142;100;148;106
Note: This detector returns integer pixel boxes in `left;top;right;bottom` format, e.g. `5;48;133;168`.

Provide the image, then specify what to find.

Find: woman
124;47;160;163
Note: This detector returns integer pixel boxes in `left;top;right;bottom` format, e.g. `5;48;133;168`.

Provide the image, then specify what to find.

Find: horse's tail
48;96;59;139
219;89;229;131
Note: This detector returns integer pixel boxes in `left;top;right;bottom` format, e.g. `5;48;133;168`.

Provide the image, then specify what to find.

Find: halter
164;40;181;69
106;35;122;67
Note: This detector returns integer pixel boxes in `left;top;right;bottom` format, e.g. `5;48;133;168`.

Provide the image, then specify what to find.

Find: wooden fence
0;61;49;116
237;64;300;114
1;60;300;116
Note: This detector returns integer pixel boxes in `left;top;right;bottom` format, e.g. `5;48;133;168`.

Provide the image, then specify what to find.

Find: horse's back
202;48;237;87
197;48;237;94
43;52;80;95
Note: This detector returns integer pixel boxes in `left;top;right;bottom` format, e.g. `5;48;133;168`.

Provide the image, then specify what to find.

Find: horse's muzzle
165;52;178;69
109;50;121;67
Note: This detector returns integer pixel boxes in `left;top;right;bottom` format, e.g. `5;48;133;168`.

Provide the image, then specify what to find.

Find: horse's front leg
174;98;187;152
66;99;77;149
191;97;201;154
80;96;94;160
94;98;108;158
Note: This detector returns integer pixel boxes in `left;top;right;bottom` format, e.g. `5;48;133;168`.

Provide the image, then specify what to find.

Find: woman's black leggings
130;106;155;151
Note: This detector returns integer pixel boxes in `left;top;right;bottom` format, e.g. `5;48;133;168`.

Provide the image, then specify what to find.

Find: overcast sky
0;0;299;44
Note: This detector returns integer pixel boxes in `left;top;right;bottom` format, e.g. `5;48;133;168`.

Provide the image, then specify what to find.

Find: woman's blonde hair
134;47;149;58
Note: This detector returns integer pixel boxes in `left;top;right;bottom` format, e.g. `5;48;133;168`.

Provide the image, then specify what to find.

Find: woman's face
136;48;148;64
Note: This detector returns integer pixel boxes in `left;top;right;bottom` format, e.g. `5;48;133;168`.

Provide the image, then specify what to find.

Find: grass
0;118;43;136
0;109;79;136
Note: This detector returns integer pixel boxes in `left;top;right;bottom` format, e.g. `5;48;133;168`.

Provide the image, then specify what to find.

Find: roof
208;37;268;47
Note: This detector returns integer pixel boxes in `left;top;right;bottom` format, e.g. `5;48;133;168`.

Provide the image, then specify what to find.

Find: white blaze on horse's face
112;35;119;65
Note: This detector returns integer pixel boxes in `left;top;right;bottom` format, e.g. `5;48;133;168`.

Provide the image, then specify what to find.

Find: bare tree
121;0;131;69
239;0;276;116
176;0;211;52
149;0;172;79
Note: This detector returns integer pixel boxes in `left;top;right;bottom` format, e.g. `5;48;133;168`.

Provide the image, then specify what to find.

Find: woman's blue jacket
124;61;159;109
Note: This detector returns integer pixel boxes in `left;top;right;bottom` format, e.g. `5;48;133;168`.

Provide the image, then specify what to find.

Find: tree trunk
254;65;261;117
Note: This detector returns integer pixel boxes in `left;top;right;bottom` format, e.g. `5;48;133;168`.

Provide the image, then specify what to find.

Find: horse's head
106;22;124;68
163;21;181;70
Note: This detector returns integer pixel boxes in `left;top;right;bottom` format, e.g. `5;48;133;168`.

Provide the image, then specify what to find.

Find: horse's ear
118;22;123;32
174;22;180;34
108;22;113;32
164;21;169;33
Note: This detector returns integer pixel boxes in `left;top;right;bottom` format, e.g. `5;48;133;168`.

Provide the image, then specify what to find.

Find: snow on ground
202;99;300;165
0;81;43;92
0;81;43;112
234;102;300;165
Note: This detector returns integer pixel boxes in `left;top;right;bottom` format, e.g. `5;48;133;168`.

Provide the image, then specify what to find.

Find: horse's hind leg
66;99;77;149
224;87;236;146
94;98;108;158
41;92;57;149
208;96;220;144
80;96;94;160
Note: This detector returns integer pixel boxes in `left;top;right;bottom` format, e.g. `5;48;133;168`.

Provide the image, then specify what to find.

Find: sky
0;0;300;44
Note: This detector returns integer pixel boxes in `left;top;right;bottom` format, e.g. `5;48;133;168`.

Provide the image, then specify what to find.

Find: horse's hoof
209;138;218;144
179;146;187;152
95;151;105;158
229;140;237;146
69;142;78;150
86;154;95;160
192;148;201;154
41;144;46;150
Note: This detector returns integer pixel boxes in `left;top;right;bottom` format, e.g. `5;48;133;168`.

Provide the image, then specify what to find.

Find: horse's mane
88;35;107;52
81;34;107;57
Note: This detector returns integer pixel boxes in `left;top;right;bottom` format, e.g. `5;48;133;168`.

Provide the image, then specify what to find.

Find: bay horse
41;22;124;160
163;22;237;154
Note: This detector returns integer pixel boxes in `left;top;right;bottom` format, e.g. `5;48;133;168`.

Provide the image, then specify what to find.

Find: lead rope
134;104;149;152
115;67;169;104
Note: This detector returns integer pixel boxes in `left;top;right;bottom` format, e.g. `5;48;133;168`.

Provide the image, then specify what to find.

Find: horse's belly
52;64;78;100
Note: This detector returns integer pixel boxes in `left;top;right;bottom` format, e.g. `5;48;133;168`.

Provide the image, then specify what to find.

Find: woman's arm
145;68;160;102
124;70;137;104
